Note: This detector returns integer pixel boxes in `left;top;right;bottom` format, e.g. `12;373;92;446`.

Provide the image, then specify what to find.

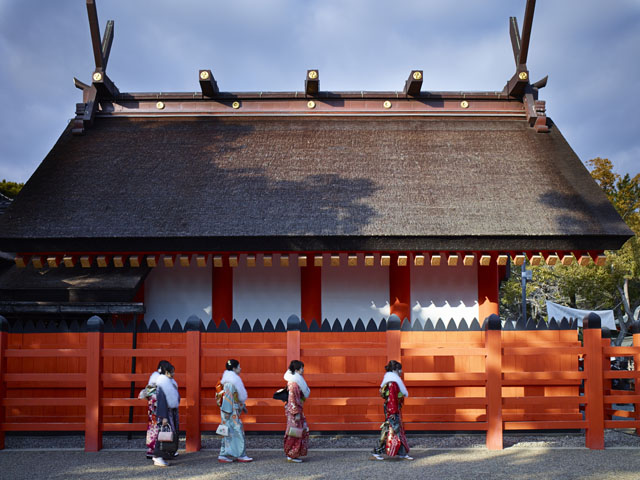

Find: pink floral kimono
284;381;309;459
145;394;159;456
138;379;159;457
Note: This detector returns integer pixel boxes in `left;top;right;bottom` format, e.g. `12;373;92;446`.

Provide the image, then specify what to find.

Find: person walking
371;360;412;461
151;362;180;467
284;360;310;463
139;360;173;459
218;359;253;463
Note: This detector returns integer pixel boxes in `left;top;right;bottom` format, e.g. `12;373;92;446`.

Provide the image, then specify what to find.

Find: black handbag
273;386;288;402
158;424;178;456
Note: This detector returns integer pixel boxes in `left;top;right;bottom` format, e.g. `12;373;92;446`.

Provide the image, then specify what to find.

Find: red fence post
632;321;640;436
0;316;8;450
185;316;202;452
386;315;402;364
584;313;604;449
85;315;104;452
601;328;613;421
485;314;503;450
287;315;301;366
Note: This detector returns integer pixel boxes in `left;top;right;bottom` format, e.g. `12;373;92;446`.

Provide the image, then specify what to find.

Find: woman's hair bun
225;359;240;371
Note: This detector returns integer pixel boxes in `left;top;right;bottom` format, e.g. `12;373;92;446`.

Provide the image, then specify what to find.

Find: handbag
273;386;288;402
216;424;229;437
157;424;174;442
286;426;303;438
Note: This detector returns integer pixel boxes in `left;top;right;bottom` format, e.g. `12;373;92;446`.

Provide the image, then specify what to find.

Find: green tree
499;158;640;344
587;158;640;343
0;179;24;199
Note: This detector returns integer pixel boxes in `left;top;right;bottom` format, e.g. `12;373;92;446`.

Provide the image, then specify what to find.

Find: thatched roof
0;113;631;253
0;263;149;303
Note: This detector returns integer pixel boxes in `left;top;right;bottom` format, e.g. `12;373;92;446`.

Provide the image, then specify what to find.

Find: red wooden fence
1;313;639;452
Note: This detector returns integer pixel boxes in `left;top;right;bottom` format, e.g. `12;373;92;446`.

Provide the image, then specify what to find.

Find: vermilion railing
0;313;638;452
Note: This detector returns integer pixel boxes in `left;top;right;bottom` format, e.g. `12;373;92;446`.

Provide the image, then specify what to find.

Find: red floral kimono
139;384;159;456
284;381;309;459
373;381;410;457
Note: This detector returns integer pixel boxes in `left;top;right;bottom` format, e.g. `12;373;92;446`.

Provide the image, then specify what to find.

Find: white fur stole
380;371;409;397
148;371;160;385
284;371;310;398
156;373;180;408
221;370;248;402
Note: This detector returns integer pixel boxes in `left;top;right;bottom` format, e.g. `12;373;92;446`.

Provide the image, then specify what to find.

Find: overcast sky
0;0;638;184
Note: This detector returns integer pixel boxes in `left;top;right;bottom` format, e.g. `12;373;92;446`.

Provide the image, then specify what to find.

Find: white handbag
157;424;174;442
216;424;229;436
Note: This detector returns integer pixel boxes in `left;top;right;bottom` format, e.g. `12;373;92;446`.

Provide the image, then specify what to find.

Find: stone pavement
2;447;640;480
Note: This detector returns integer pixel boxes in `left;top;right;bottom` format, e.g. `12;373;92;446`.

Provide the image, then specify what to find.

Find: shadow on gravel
3;447;640;480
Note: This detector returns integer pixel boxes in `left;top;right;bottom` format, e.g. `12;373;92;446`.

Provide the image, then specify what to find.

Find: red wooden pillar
485;314;503;450
301;256;321;327
85;315;104;452
386;315;402;363
602;330;613;421
287;315;301;366
0;316;8;450
584;313;604;449
185;316;201;452
478;259;499;322
389;254;410;322
212;259;233;326
633;321;640;436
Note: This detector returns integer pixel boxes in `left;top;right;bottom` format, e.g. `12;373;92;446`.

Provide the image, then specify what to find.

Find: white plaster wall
233;253;301;327
411;262;479;325
144;257;212;326
322;253;389;326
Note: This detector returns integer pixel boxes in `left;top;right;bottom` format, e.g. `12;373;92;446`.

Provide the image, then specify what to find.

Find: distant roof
0;264;149;303
0;110;632;254
0;192;11;217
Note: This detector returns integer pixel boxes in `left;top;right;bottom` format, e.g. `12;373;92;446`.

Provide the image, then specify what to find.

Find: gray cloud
1;0;638;182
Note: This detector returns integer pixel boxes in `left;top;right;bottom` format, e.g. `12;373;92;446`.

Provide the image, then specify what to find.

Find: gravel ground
4;430;640;480
5;429;640;450
2;447;640;480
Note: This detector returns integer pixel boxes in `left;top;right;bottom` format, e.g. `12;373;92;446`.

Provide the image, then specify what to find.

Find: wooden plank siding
0;315;639;451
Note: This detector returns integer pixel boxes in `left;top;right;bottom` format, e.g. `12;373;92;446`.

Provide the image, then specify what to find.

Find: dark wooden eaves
0;301;144;315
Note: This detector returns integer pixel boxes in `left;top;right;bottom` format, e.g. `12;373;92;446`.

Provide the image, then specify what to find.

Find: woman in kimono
371;360;412;461
151;362;180;467
218;359;253;463
284;359;310;462
139;360;172;459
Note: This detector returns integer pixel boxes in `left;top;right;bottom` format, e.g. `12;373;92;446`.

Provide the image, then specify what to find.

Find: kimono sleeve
287;382;303;415
220;382;235;414
386;381;400;415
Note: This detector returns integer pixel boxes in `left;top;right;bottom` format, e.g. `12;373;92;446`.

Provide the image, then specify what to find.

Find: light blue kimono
219;381;247;458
